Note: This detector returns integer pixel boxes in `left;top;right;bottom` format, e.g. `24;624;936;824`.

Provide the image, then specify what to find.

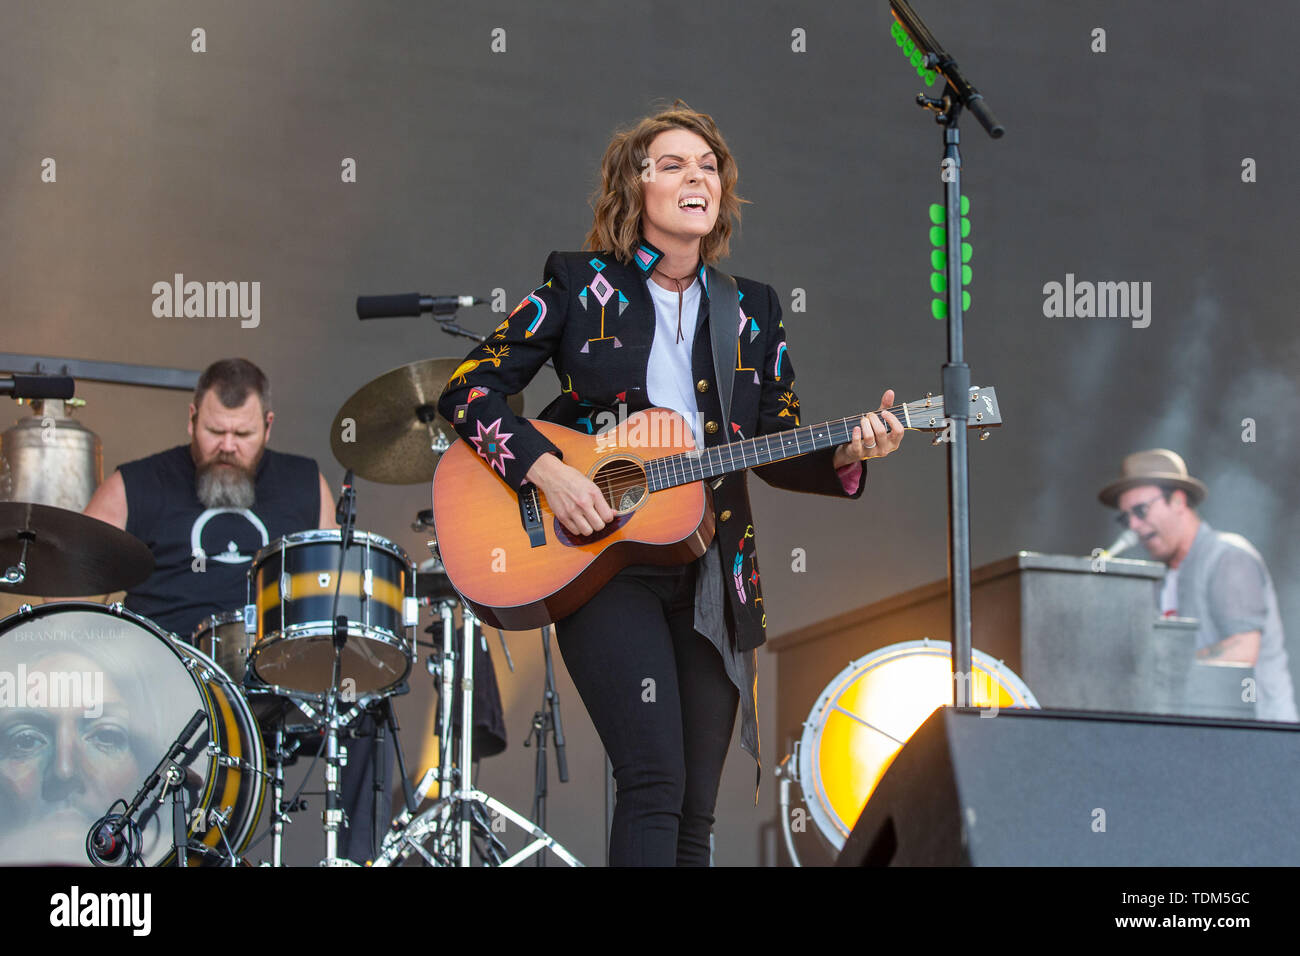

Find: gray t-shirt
1169;521;1298;721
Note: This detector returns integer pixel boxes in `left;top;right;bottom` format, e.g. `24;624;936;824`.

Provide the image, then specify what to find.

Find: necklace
652;266;698;344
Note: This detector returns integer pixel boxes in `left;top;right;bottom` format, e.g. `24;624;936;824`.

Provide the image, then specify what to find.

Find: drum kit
0;360;580;867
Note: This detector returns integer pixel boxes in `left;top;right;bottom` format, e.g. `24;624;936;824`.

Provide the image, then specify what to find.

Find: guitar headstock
900;386;1002;431
965;386;1002;428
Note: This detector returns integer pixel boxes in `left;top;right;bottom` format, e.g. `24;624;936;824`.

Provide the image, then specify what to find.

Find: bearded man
85;357;334;634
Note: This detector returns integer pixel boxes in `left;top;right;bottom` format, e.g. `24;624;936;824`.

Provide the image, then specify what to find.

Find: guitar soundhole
591;456;647;515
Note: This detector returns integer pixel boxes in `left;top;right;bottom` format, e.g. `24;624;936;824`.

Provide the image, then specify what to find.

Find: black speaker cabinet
839;707;1300;866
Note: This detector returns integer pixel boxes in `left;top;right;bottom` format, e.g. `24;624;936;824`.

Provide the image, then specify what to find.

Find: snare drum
0;602;266;866
249;530;414;695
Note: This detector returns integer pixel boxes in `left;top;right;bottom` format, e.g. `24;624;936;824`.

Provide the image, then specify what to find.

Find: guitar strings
517;400;972;523
526;401;940;494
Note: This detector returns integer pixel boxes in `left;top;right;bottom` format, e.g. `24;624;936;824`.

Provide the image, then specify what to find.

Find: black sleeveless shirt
120;445;321;637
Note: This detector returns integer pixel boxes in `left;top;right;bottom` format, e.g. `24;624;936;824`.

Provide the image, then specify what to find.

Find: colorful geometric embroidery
734;315;755;376
491;318;510;339
523;295;547;336
749;317;760;342
470;417;515;478
509;279;553;338
731;422;745;439
733;524;758;605
773;342;788;381
581;266;626;351
589;257;607;272
634;246;660;273
454;387;488;424
574;401;598;434
590;272;614;306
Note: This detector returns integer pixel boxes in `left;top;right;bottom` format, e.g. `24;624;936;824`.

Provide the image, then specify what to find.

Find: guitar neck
645;415;860;491
644;388;1000;492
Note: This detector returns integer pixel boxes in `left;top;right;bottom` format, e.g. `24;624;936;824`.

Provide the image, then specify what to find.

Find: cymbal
0;501;155;597
330;358;523;485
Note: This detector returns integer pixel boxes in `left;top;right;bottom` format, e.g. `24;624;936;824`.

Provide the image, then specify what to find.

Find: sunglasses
1115;493;1165;528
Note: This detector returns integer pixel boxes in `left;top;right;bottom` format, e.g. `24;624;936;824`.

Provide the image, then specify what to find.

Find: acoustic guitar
430;388;1001;629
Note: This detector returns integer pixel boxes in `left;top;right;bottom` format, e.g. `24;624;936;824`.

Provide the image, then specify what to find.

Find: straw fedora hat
1098;449;1208;508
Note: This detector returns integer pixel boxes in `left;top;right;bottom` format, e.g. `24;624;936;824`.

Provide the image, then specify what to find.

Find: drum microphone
87;815;132;866
355;294;483;319
335;469;355;526
0;373;75;400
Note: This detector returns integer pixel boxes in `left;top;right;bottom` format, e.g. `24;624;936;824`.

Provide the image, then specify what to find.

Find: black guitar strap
705;265;740;430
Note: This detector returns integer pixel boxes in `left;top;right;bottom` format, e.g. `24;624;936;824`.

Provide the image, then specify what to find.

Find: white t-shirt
645;276;704;449
1159;567;1179;615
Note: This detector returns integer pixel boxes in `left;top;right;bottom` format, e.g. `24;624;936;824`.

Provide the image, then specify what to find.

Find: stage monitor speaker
838;707;1300;866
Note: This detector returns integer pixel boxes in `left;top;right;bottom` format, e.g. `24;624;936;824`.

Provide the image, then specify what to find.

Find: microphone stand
323;472;358;865
524;623;569;866
88;709;206;866
890;0;1004;703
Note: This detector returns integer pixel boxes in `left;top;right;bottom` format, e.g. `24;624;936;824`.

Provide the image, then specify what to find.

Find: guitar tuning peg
979;429;991;441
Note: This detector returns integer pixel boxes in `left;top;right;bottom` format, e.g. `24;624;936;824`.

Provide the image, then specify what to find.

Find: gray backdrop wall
3;0;1296;865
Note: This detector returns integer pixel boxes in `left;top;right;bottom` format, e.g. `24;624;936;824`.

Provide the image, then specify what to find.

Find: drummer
84;358;333;632
83;357;388;863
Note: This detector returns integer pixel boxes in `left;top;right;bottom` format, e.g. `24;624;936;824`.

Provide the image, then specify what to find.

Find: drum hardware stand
1;530;33;586
270;726;290;866
374;593;581;867
524;623;569;866
319;467;358;866
773;753;804;868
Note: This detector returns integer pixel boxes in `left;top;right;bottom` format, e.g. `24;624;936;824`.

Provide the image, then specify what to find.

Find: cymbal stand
375;595;581;867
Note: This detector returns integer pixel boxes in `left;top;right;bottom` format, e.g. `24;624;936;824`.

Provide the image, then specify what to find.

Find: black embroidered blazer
436;238;866;651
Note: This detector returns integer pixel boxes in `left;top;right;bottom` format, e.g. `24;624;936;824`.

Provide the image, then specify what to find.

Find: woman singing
437;101;902;866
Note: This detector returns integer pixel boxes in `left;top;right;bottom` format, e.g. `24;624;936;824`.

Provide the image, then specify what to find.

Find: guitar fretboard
642;389;968;492
644;415;857;491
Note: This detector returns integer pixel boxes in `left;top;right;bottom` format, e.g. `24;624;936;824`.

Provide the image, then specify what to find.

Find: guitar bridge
518;485;546;548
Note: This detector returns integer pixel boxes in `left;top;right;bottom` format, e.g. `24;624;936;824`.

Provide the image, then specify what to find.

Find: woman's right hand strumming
526;452;616;537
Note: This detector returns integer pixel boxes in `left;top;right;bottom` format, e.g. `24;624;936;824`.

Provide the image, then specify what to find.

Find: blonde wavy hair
584;100;748;266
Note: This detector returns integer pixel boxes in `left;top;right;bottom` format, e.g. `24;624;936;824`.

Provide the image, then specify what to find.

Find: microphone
335;469;355;527
86;814;133;866
0;374;75;400
356;294;483;319
1101;529;1139;558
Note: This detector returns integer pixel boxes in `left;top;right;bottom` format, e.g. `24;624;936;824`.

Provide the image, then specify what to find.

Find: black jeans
555;560;739;866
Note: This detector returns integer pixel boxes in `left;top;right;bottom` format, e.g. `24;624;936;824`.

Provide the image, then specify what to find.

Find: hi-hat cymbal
0;501;155;597
329;358;524;485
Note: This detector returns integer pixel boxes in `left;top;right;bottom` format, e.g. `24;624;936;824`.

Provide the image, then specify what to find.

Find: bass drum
0;602;266;866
